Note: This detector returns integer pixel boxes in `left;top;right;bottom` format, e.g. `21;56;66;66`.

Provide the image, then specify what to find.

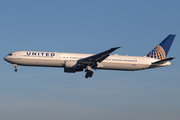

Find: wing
77;47;121;68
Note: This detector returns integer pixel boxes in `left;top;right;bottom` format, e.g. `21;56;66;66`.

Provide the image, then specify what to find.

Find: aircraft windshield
8;53;12;56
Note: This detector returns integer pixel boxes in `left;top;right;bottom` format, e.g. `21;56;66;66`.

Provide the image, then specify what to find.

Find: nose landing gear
14;64;17;72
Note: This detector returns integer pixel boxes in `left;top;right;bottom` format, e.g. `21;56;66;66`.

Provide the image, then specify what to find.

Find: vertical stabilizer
145;34;175;60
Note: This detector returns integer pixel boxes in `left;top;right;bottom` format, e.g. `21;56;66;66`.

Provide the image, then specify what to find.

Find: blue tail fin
145;34;175;60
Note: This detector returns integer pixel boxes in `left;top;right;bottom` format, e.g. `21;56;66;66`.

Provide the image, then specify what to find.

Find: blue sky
0;0;180;120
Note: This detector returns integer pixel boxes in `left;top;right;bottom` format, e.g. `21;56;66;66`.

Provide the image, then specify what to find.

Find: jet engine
64;60;83;73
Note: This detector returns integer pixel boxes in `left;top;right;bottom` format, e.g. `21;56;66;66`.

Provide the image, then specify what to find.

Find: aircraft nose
4;56;9;62
4;56;7;61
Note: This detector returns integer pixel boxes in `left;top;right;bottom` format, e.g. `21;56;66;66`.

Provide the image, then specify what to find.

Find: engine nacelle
65;60;77;68
64;67;76;73
64;60;83;73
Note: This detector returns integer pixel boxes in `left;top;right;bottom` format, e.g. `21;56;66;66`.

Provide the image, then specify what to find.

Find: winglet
146;34;175;60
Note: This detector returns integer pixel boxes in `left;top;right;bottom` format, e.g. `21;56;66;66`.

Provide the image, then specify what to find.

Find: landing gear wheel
85;70;94;78
89;71;93;77
14;69;17;72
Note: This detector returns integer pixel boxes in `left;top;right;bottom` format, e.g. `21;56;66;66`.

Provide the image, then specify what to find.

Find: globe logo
146;45;166;60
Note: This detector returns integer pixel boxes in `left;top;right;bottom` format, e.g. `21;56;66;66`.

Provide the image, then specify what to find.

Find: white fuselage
4;51;171;71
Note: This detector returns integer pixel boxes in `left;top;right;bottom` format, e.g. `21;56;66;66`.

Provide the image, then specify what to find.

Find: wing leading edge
78;47;121;65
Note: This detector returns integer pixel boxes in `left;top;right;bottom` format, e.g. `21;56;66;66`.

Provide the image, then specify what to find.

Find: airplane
4;34;175;78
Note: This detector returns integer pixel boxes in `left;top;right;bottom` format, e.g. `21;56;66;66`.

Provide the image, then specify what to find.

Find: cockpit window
8;53;13;56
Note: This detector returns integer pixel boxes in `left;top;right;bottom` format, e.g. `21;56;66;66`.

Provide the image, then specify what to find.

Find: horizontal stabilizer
149;57;175;68
152;57;175;65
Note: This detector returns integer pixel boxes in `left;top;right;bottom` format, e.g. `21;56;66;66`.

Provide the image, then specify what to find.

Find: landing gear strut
14;64;17;72
85;70;93;78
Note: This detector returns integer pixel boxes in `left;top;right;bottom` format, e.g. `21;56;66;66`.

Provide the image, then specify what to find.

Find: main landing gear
85;70;93;78
14;64;17;72
85;66;94;78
